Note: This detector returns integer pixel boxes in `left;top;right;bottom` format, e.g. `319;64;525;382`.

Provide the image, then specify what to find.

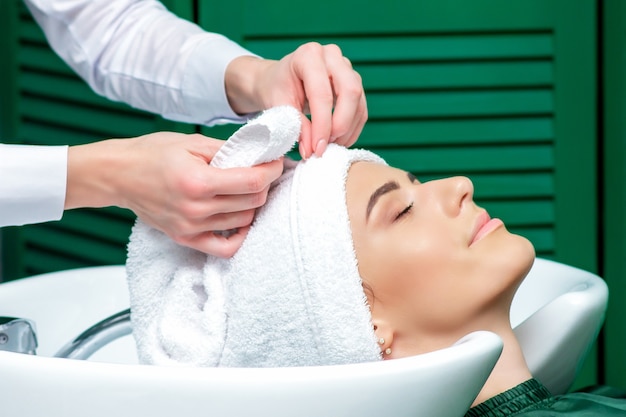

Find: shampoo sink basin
0;257;607;416
0;266;502;417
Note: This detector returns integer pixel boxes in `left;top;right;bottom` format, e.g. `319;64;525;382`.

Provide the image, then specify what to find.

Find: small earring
384;348;392;355
378;338;385;345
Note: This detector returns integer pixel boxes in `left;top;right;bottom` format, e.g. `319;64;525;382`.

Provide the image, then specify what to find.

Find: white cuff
0;144;68;227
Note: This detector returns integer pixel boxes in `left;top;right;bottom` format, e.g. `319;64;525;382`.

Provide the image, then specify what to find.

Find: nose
431;176;474;216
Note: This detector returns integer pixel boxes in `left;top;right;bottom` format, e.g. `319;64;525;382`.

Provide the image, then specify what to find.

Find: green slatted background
1;1;191;279
201;0;596;266
602;0;626;391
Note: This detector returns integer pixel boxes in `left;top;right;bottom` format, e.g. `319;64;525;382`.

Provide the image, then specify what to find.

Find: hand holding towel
126;106;383;367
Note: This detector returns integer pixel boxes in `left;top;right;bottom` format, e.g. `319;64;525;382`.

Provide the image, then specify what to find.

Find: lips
470;211;504;246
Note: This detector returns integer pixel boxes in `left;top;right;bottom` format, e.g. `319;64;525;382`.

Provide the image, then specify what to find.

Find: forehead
346;162;407;212
347;161;403;187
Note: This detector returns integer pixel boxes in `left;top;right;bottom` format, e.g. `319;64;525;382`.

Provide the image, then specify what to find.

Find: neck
471;326;532;407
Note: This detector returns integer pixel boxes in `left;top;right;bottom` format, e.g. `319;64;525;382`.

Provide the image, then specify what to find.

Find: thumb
186;134;226;163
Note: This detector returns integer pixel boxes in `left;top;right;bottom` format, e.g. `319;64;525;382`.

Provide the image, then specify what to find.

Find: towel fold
126;106;383;368
210;105;300;169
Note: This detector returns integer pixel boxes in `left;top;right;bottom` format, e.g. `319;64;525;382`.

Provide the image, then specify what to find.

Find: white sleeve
23;0;257;126
0;144;68;227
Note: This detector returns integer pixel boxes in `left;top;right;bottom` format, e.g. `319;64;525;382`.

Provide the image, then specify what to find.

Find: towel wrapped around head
126;106;385;367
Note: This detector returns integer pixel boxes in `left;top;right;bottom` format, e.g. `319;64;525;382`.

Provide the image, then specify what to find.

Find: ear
372;318;394;359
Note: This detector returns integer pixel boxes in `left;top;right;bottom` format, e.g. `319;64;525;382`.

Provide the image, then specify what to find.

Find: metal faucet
0;317;38;355
55;309;132;360
0;309;131;360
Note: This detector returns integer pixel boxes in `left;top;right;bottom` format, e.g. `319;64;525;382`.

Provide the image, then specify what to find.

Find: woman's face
346;162;535;355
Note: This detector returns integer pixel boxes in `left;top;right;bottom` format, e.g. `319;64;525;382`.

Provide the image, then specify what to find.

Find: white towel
210;105;300;169
126;106;384;367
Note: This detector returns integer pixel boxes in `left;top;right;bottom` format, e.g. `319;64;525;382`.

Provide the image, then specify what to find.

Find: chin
507;232;536;280
483;227;536;280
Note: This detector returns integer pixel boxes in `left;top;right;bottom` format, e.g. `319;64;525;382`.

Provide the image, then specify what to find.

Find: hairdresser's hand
225;42;368;159
65;132;283;257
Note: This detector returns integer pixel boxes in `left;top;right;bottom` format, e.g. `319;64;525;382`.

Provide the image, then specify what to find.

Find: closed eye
395;202;414;221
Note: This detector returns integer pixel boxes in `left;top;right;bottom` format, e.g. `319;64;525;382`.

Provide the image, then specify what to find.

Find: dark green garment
465;379;626;416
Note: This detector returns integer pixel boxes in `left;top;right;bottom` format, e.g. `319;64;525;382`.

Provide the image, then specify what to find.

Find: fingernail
315;139;327;156
299;142;307;160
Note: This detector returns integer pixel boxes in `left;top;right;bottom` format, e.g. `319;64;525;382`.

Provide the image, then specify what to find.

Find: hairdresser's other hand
65;132;283;257
225;42;368;159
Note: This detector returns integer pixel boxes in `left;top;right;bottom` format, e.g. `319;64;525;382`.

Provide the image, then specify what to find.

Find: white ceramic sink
511;258;608;394
0;258;607;416
0;266;503;417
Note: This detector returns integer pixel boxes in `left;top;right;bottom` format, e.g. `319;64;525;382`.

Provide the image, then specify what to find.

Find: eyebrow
366;180;399;222
365;172;417;222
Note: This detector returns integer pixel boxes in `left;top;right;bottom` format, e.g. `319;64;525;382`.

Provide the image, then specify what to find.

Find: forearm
65;140;128;210
0;144;67;226
24;0;256;125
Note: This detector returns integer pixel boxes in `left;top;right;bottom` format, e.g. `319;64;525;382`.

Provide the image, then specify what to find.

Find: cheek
360;224;535;336
367;232;498;330
365;230;464;310
392;258;474;323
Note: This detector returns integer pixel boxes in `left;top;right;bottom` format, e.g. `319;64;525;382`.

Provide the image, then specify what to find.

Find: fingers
150;193;262;257
170;160;284;256
290;43;334;157
177;225;252;258
290;43;368;157
170;164;272;256
171;203;258;234
334;92;368;148
186;135;284;196
324;48;367;148
204;158;284;196
157;188;269;257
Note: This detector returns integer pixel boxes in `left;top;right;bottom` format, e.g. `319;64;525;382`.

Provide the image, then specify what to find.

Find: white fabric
0;144;67;227
210;106;300;169
3;0;260;227
126;107;384;367
23;0;257;125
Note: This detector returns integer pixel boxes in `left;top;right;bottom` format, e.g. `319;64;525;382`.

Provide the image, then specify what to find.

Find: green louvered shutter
602;0;626;392
201;0;596;268
1;1;191;279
